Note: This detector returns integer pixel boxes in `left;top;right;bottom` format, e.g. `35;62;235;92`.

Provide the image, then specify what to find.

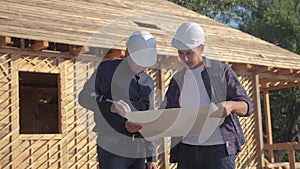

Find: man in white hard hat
163;22;253;169
92;30;157;169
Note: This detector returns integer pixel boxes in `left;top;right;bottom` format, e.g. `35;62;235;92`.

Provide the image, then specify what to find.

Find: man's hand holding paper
125;103;224;142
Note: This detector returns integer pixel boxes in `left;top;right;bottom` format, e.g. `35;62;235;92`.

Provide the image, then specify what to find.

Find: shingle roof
0;0;299;70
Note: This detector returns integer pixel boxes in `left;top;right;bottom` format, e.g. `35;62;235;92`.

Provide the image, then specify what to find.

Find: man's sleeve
225;65;253;116
145;140;157;162
78;71;98;112
95;63;113;114
94;62;125;129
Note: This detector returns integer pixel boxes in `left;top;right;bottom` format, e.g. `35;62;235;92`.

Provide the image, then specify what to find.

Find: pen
90;92;115;103
104;98;115;103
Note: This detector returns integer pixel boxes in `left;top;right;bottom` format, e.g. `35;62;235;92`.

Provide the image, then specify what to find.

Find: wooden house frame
0;0;299;168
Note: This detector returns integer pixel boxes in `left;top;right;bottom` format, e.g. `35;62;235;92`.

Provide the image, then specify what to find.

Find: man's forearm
228;100;248;116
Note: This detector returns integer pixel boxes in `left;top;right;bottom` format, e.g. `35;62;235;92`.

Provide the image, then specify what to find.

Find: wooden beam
260;78;275;84
264;142;292;150
259;78;294;87
256;65;272;73
276;69;294;75
231;63;252;72
294;143;300;150
103;49;125;60
0;36;11;47
30;41;49;51
260;72;300;82
261;82;300;91
70;46;89;56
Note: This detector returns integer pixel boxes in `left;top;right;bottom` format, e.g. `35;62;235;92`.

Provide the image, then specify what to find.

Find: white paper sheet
125;103;224;142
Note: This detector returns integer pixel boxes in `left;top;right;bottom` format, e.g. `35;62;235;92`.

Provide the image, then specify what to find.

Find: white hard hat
126;30;157;67
171;22;205;50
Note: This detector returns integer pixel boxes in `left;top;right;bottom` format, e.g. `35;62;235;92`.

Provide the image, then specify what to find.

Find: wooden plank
266;162;289;168
30;41;49;51
70;46;89;56
0;36;11;47
263;91;274;163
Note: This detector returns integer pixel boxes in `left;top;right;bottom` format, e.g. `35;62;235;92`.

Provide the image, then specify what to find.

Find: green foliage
242;0;300;54
168;0;258;25
268;87;300;143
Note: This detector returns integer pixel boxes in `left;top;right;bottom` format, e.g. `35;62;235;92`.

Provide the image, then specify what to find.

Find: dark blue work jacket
95;58;154;135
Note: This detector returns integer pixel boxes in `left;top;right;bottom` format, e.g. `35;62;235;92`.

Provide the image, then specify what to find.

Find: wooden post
59;59;69;169
253;73;265;168
288;142;296;169
11;54;20;168
156;69;170;169
263;91;274;163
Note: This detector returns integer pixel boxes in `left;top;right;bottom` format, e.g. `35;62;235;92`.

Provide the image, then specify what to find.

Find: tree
267;87;300;161
168;0;258;26
241;0;300;146
242;0;300;162
241;0;300;54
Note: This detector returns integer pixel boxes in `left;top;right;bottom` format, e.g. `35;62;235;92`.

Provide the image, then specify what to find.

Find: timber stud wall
0;49;98;169
0;48;260;169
